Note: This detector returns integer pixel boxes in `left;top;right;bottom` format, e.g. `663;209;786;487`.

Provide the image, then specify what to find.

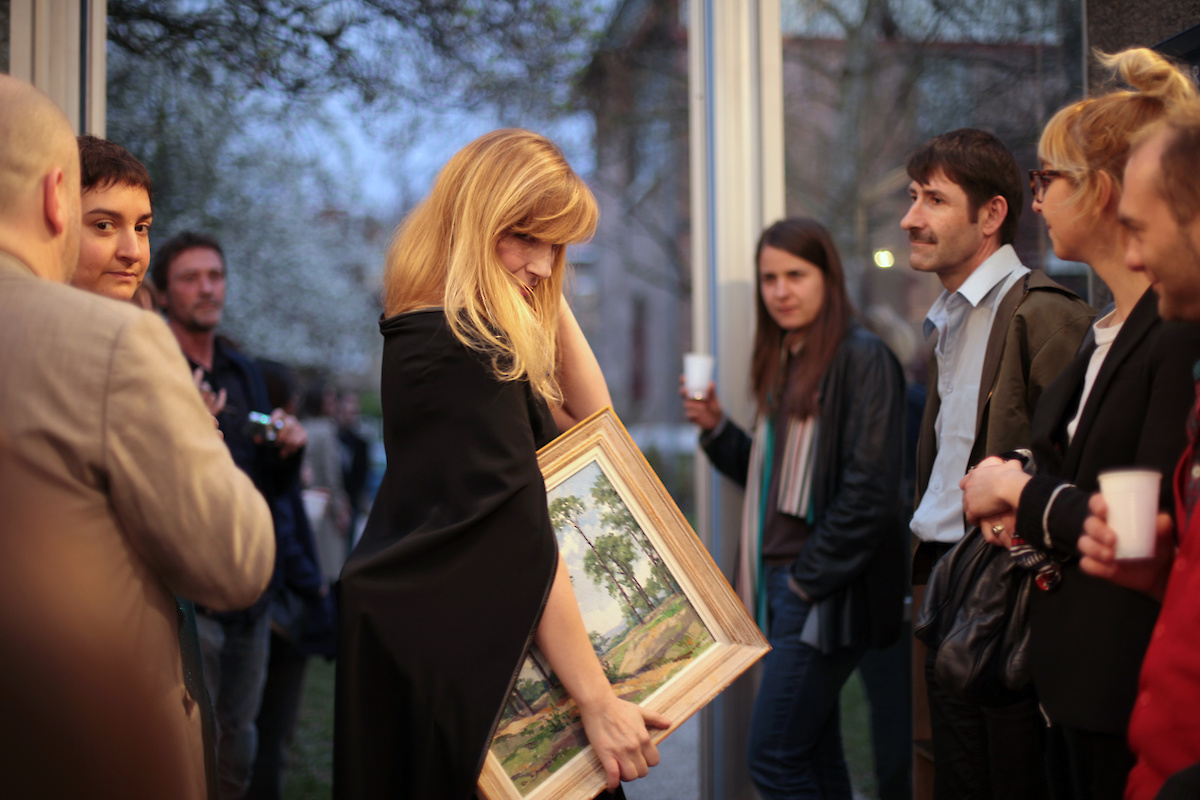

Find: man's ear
979;195;1008;238
1187;211;1200;263
41;167;67;237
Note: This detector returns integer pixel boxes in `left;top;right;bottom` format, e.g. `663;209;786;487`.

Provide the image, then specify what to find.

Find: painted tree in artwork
549;494;647;626
508;683;536;718
591;473;680;601
584;531;656;626
525;649;557;701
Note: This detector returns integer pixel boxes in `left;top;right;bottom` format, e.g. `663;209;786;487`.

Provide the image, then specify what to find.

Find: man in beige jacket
0;74;275;799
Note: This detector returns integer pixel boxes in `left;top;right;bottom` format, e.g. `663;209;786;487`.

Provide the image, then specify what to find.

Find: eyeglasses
1029;169;1067;202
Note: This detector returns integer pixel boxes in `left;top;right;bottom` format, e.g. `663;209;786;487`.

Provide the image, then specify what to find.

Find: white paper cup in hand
683;353;714;400
1098;469;1161;559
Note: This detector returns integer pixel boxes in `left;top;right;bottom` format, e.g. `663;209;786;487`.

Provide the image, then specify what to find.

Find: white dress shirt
911;244;1030;544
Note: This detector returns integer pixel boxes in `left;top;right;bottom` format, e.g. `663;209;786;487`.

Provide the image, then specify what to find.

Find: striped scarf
736;413;819;627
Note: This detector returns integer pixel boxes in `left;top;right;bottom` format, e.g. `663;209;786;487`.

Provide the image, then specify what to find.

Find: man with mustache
151;231;307;800
903;128;1092;800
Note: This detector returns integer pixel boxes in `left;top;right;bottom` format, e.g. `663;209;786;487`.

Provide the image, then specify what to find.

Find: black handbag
914;525;1034;707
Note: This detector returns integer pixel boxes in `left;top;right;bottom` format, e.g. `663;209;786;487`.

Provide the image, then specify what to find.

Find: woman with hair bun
335;129;669;800
960;48;1200;798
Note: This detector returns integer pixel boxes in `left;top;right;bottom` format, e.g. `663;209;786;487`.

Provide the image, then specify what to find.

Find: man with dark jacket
903;129;1093;800
151;231;308;800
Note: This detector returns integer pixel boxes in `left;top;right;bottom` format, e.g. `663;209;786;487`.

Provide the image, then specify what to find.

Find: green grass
283;658;335;800
282;657;879;800
841;669;878;798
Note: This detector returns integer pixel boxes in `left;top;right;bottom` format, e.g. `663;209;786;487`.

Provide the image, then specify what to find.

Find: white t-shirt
1067;309;1124;444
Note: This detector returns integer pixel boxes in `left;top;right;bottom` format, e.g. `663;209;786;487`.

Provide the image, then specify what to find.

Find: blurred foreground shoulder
105;309;275;610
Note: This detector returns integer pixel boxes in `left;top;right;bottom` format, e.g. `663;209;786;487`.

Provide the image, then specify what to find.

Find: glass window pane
100;2;697;796
579;1;694;520
779;3;1084;794
781;0;1086;365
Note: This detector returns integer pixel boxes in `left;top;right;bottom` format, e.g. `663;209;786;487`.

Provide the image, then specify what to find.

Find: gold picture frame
477;408;769;800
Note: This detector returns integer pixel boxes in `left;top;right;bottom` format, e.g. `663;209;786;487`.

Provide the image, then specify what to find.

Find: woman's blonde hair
382;129;598;404
1039;48;1197;213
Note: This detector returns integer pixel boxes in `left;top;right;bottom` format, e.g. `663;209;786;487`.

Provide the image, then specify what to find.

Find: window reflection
781;0;1085;344
578;1;694;518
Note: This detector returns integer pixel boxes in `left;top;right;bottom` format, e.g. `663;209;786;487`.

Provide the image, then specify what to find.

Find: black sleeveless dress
334;308;559;799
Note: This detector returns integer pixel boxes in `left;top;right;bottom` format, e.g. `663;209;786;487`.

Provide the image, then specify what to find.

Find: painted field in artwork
489;460;715;795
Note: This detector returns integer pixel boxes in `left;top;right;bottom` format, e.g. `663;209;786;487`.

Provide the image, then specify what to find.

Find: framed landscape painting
477;408;769;800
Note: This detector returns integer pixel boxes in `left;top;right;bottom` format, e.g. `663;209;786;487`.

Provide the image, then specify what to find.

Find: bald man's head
0;75;81;282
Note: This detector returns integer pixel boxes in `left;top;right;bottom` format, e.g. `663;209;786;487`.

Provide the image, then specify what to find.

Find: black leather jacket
701;323;908;651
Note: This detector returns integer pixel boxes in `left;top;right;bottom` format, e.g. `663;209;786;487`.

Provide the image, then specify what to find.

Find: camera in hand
246;411;283;442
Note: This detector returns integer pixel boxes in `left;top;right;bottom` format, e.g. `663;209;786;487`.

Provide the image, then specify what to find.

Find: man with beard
1082;99;1200;800
150;232;307;800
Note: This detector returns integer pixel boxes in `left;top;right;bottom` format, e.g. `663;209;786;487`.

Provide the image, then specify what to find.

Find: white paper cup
301;487;331;529
1098;469;1161;559
683;353;714;400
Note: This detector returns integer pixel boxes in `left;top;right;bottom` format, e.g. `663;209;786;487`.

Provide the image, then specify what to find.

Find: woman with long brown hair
683;217;907;799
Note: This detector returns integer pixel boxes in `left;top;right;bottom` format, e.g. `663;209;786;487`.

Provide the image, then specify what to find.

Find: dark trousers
247;632;310;800
1045;725;1135;800
860;626;913;800
178;597;220;800
197;612;272;800
925;650;1049;800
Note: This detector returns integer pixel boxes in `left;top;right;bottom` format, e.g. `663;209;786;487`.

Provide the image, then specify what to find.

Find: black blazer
1013;288;1200;734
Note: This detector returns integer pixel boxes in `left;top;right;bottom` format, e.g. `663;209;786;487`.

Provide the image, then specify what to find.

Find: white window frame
688;1;783;797
8;0;106;135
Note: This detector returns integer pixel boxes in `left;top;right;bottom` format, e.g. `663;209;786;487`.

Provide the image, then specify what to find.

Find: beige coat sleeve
102;312;275;611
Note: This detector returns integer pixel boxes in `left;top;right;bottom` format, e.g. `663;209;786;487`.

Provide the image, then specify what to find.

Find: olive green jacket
914;269;1095;516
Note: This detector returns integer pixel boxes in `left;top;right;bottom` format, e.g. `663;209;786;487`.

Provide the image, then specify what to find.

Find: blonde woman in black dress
335;129;669;800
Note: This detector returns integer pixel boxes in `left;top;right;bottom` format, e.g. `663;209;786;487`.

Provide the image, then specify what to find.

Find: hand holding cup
683;353;714;401
1097;469;1161;560
680;353;722;433
1080;491;1174;601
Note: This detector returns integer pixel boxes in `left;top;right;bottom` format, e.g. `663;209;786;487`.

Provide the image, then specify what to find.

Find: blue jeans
747;566;867;800
197;612;271;800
